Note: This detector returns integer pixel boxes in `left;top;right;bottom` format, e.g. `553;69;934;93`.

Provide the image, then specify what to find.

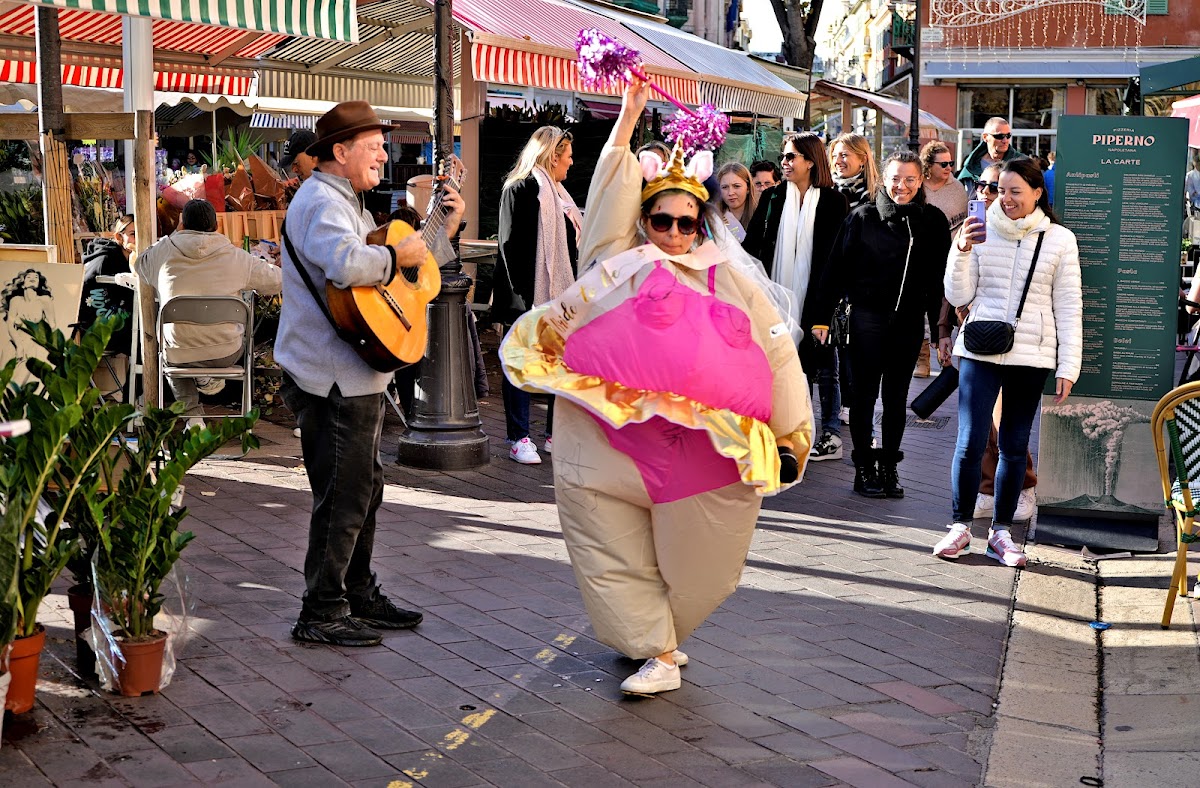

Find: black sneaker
808;431;843;461
349;591;423;630
292;616;382;647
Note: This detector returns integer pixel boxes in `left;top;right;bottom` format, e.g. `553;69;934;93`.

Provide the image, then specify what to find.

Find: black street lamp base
396;427;490;470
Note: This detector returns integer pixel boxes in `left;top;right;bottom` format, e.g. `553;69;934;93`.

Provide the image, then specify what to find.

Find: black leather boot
880;449;905;498
852;449;885;498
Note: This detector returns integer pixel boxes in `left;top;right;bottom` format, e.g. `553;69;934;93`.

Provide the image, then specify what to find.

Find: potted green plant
0;317;136;712
93;406;257;696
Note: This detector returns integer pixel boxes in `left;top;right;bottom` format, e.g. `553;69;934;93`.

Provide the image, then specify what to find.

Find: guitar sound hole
400;267;420;284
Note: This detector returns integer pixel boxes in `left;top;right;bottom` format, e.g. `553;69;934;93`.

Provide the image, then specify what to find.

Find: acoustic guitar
326;159;464;372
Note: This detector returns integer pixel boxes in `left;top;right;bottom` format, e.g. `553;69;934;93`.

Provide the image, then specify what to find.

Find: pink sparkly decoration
575;28;642;92
664;104;730;155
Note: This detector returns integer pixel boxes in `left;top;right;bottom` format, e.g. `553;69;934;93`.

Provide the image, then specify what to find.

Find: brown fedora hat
306;100;400;158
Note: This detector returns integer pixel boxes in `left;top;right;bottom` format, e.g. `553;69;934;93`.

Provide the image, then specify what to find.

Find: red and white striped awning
472;39;697;104
0;57;253;95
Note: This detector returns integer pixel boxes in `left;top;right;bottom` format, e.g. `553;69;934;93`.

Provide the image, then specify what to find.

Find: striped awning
25;0;358;43
0;57;253;95
699;82;806;120
251;112;316;130
472;37;697;104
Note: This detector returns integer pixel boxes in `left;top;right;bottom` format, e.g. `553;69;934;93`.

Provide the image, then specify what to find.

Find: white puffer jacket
944;204;1083;381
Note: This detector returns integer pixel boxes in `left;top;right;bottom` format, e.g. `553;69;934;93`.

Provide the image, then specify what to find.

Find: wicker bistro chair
156;294;255;420
1150;380;1200;628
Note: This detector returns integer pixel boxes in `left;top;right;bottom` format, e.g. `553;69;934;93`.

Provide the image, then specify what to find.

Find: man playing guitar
277;101;465;647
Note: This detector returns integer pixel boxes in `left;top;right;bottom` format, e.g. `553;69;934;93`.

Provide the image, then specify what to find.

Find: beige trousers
553;400;763;659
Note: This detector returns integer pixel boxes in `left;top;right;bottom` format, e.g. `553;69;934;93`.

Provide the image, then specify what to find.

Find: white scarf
771;182;820;314
988;200;1047;242
531;166;583;305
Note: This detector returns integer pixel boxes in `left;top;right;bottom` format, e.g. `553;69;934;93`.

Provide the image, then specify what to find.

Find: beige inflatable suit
502;121;812;693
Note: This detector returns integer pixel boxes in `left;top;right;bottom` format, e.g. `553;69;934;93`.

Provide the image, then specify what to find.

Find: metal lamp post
396;0;489;470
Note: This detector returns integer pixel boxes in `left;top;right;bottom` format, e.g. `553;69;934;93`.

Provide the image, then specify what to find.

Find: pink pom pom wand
574;28;695;117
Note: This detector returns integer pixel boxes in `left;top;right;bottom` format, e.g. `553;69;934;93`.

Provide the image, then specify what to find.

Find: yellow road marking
553;634;577;648
463;709;495;729
391;706;497;780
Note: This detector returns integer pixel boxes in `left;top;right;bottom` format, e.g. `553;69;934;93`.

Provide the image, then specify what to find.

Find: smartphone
967;199;987;243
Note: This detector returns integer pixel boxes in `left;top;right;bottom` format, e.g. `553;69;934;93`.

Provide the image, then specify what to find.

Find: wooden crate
214;210;286;246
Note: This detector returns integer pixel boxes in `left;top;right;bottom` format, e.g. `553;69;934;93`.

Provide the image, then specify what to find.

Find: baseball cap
279;129;317;170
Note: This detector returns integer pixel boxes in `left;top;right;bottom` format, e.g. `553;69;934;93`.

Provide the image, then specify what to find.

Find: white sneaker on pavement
933;523;971;559
986;528;1027;568
620;658;681;695
543;436;552;455
974;493;994;519
1014;488;1037;522
509;437;542;465
839;407;850;425
293;427;301;438
672;649;688;666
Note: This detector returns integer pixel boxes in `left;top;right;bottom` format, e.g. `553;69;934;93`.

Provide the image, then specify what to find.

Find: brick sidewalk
0;357;1017;787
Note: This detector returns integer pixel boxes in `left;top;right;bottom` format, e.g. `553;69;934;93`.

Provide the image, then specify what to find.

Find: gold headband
641;141;709;205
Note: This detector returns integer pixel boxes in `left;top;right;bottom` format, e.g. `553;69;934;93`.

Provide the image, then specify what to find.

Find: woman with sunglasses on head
813;151;952;498
501;78;811;696
744;133;850;463
493;126;582;465
935;158;1081;568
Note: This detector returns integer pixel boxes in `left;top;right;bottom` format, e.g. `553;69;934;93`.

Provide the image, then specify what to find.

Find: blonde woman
829;133;879;210
493;126;582;464
714;162;756;242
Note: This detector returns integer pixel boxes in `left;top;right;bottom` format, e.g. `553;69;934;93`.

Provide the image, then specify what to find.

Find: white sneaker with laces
933;523;971;559
543;436;552;455
973;493;994;519
509;437;542;465
620;658;681;695
196;377;226;396
986;528;1027;568
1014;488;1037;522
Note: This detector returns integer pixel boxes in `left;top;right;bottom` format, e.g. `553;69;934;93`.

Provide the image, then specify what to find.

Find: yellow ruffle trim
501;307;806;496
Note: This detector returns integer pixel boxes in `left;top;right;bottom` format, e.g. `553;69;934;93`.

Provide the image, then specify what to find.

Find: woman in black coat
493;126;580;465
744;132;849;462
814;151;951;498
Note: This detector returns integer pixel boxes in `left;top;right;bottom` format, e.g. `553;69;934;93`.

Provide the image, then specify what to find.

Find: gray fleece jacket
276;170;397;398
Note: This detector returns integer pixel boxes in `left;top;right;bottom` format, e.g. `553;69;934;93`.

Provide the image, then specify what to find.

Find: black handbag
910;364;959;419
961;231;1045;356
829;299;851;348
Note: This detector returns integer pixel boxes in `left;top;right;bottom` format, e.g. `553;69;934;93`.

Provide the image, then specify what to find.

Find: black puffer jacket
817;191;951;332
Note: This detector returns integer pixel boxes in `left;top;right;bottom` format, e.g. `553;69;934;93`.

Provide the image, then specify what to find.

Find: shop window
959;87;1010;129
1089;88;1124;115
1013;87;1063;129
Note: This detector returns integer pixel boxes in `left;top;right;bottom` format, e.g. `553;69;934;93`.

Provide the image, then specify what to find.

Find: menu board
1036;116;1187;532
1055;116;1187;400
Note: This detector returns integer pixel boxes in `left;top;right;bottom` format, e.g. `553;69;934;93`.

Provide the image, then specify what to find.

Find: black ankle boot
852;450;885;498
880;450;904;498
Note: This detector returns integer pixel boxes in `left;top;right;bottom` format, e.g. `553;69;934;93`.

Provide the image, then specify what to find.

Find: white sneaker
933;523;972;559
1014;488;1037;522
986;528;1027;568
293;427;302;438
543;436;552;455
839;407;850;425
973;493;994;519
185;417;206;432
509;437;542;465
196;377;226;396
672;649;688;666
620;658;681;695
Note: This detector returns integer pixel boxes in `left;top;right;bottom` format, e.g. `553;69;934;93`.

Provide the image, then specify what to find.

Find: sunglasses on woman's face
977;181;1000;194
647;213;701;235
780;151;803;163
933;161;954;168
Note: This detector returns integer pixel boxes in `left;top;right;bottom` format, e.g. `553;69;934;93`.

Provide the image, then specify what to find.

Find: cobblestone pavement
0;359;1020;787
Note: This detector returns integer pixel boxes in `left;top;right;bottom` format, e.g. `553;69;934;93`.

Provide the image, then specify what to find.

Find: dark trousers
501;376;554;442
281;375;385;621
951;359;1049;525
800;334;840;436
848;308;925;456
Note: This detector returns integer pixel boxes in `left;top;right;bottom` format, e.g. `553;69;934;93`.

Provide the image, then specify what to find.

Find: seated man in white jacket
136;199;283;428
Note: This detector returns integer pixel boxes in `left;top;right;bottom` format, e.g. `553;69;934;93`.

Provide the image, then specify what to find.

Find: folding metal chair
1150;380;1200;628
156;294;254;419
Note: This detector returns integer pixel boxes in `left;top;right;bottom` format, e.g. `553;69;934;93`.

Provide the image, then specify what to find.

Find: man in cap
279;129;318;186
276;101;465;647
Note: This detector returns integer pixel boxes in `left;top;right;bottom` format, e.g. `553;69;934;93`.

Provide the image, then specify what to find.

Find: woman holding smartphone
935;158;1082;567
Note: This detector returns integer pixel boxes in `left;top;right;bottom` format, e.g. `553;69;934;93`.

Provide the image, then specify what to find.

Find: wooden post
35;6;75;264
133;109;157;409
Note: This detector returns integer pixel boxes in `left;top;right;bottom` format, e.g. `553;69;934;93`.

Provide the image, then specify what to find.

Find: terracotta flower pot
114;631;167;697
5;625;46;714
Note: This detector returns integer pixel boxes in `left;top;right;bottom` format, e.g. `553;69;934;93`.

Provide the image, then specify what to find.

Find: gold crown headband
640;141;713;205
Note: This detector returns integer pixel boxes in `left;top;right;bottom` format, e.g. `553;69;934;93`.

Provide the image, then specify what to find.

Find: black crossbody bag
962;231;1045;355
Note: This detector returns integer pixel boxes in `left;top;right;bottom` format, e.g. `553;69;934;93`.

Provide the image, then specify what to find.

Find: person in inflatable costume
501;79;813;696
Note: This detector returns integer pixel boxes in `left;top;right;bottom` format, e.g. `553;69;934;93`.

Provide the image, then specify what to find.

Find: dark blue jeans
281;375;385;621
951;359;1050;526
800;334;840;436
501;357;552;441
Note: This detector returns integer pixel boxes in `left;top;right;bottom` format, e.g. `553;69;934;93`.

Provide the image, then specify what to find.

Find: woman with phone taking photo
935;158;1082;567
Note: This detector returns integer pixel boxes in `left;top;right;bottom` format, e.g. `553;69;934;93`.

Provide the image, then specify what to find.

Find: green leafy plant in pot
0;317;136;712
92;405;257;697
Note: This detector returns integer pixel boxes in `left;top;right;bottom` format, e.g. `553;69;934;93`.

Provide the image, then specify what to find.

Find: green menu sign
1055;115;1187;400
1035;115;1187;538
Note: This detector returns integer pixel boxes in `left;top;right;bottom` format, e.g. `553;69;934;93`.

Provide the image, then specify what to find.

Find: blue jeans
281;376;385;621
800;334;840;436
951;359;1050;526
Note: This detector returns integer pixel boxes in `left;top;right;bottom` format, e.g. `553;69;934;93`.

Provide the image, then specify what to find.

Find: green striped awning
27;0;358;43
